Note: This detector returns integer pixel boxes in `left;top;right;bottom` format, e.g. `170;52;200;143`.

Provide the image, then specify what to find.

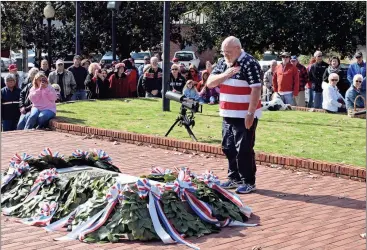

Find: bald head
221;36;242;66
221;36;242;51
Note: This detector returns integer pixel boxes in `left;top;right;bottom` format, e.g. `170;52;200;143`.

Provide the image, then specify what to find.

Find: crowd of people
263;51;366;113
1;49;365;132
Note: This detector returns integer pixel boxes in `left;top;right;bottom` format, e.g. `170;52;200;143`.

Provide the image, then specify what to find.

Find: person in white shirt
322;73;346;113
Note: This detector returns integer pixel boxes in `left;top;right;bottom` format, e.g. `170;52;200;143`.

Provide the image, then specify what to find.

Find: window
262;53;281;61
131;52;150;60
175;52;194;61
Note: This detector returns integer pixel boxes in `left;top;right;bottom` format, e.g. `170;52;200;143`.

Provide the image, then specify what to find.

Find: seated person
25;72;58;129
52;84;62;103
183;80;200;102
169;64;186;93
322;73;346;113
199;84;220;104
17;80;35;130
345;74;365;110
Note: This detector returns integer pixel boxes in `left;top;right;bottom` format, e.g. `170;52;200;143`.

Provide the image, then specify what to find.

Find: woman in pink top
24;72;57;129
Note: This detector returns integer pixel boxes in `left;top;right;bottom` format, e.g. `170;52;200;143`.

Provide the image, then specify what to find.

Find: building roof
173;10;207;25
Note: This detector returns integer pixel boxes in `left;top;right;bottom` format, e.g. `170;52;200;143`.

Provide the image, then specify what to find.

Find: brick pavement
1;130;366;250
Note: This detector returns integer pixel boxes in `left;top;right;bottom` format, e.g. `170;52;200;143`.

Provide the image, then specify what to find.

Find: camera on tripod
164;91;203;141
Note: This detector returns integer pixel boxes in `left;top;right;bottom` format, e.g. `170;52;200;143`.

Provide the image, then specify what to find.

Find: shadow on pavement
55;116;86;125
256;189;366;210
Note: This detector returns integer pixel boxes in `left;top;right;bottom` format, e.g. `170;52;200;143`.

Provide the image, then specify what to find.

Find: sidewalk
1;130;366;250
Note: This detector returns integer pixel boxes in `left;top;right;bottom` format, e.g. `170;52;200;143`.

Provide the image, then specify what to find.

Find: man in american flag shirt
207;36;262;194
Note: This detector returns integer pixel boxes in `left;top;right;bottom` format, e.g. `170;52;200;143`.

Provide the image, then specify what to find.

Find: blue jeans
25;108;55;129
71;90;88;100
17;112;31;130
2;120;18;131
307;89;314;108
279;93;294;105
313;92;323;109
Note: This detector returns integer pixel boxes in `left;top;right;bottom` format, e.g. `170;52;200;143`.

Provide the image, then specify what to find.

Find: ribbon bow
71;149;90;159
19;201;59;226
10;152;33;165
91;149;112;163
2;161;30;189
151;167;172;176
39;148;64;159
27;168;58;200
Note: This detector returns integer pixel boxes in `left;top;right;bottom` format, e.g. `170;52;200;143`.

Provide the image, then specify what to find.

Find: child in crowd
183;80;201;102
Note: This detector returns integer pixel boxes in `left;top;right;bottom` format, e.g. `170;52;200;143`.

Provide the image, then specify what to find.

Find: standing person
8;64;24;89
322;73;346;113
1;77;5;88
345;74;365;110
81;59;91;71
308;51;328;109
272;52;299;105
262;60;277;101
84;63;102;99
142;57;163;97
98;69;111;99
199;71;220;104
39;59;51;77
25;72;57;129
138;56;150;78
306;57;317;107
323;56;349;98
290;56;308;106
347;52;366;97
1;74;21;131
68;55;89;100
48;59;77;102
123;59;138;97
109;63;129;98
206;36;262;194
22;67;39;90
137;64;150;97
169;64;186;93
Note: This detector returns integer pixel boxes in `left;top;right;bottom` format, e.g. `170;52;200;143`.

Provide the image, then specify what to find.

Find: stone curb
49;119;366;182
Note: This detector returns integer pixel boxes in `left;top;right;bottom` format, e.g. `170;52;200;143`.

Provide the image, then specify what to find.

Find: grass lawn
56;99;366;167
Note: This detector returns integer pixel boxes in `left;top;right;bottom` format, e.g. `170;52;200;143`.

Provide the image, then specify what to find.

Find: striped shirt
211;51;262;118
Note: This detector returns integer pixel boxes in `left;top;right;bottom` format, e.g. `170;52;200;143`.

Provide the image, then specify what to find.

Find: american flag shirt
211;51;262;118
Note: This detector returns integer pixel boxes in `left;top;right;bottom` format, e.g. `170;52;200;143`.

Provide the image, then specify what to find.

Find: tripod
165;105;198;142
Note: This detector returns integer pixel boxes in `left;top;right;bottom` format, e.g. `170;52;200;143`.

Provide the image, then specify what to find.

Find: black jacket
1;87;21;121
40;68;51;77
68;65;88;90
322;67;349;97
1;77;5;89
169;73;186;93
308;61;329;92
19;83;33;113
142;67;163;93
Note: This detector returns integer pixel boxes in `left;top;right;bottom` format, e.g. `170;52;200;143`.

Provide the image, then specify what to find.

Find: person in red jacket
122;59;138;97
272;52;299;105
109;63;129;98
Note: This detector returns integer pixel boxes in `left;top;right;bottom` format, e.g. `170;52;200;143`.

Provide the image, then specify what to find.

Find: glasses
356;56;362;59
171;68;178;71
57;64;63;66
317;55;323;57
355;80;362;83
331;79;338;82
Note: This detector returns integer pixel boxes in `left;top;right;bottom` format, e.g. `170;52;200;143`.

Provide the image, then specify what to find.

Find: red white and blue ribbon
19;201;58;226
167;169;219;226
55;182;123;241
10;152;33;165
1;161;30;189
151;167;172;176
26;168;58;201
136;179;201;249
44;206;81;232
196;170;257;227
38;148;64;159
71;149;90;159
92;149;112;163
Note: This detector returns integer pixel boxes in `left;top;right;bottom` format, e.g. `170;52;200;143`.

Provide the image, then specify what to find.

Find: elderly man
39;59;51;77
48;59;76;102
308;51;328;109
1;74;21;131
272;52;299;105
345;74;365;110
290;56;308;107
68;55;88;100
262;60;277;101
347;52;366;97
142;57;163;98
207;36;262;194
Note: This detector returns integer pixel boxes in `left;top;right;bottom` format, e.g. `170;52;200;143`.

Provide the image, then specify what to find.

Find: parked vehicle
173;51;200;69
101;51;119;65
258;51;282;73
130;51;152;69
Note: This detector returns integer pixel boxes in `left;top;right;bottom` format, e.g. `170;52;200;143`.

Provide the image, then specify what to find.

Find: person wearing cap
39;59;51;77
138;56;151;78
290;56;308;107
68;55;89;100
1;74;21;131
263;60;277;102
347;52;366;97
308;51;329;109
8;64;24;89
272;52;299;105
48;59;76;102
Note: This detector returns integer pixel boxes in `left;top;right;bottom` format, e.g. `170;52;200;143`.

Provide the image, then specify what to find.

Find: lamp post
162;1;171;111
107;1;121;61
44;2;55;68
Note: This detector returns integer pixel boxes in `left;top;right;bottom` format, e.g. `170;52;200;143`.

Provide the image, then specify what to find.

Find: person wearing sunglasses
308;51;329;109
347;52;366;98
345;74;365;110
169;65;186;93
25;72;58;129
322;73;346;113
272;52;299;105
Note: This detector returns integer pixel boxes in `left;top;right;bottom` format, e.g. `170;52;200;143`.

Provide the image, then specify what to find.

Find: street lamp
162;1;171;111
107;1;121;61
44;2;55;68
